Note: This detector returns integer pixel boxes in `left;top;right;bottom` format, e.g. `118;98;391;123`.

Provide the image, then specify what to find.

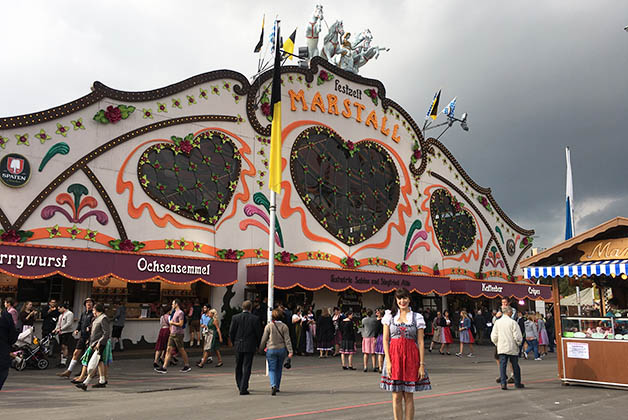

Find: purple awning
247;263;451;294
0;242;237;285
450;279;551;300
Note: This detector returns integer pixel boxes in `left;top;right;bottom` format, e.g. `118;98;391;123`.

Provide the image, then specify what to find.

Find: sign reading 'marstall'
578;238;628;262
0;242;237;285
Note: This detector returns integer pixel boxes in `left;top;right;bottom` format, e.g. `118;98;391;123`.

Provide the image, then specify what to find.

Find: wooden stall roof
521;217;628;267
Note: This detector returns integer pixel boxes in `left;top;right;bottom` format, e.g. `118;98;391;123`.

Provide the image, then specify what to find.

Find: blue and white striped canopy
524;260;628;279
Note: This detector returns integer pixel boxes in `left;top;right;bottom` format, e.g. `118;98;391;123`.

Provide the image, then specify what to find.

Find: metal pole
267;191;276;325
576;285;582;315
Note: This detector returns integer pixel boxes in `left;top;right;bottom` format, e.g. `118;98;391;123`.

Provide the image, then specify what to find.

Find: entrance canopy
450;279;551;300
524;260;628;280
247;263;451;295
0;242;237;286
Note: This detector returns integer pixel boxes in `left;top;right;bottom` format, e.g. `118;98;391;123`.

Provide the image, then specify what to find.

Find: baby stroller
11;328;52;371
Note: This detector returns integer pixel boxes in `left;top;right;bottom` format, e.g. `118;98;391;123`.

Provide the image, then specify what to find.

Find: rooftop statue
305;4;324;59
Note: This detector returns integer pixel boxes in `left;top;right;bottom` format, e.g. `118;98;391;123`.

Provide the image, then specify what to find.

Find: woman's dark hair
94;303;105;313
390;288;411;316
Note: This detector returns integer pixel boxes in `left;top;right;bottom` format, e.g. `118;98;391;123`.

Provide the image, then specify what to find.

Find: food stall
522;217;628;389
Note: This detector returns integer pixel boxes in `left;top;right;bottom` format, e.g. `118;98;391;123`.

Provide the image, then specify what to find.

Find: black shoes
515;384;525;389
76;383;88;391
240;390;250;395
501;385;508;390
181;366;192;373
92;382;106;388
271;386;277;396
363;368;368;372
347;366;356;370
154;367;167;374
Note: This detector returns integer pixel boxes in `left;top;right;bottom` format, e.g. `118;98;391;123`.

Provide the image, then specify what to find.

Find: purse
273;323;292;369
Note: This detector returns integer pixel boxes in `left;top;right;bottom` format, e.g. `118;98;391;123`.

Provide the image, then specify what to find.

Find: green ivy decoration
275;251;298;264
520;236;533;248
364;88;378;105
217;248;244;260
0;229;34;243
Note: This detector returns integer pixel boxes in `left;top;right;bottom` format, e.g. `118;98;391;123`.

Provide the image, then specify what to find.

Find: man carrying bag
76;303;110;391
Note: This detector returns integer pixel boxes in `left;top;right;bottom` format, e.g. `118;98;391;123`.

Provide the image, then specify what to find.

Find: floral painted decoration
0;229;33;243
520;236;533;248
217;248;244;260
341;139;359;157
410;143;422;165
275;251;298;264
478;195;492;211
317;70;334;85
341;256;361;269
364;88;378;105
475;272;485;279
396;262;412;273
170;133;199;155
259;89;272;122
0;136;7;149
93;104;136;124
433;263;440;275
109;238;146;252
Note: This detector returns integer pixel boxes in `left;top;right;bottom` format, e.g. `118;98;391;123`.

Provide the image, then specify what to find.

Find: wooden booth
522;217;628;389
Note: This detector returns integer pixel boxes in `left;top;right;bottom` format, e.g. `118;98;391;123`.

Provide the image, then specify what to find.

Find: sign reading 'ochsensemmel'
0;153;31;188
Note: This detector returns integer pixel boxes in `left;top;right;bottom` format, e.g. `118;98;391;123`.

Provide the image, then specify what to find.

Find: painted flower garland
217;248;244;260
0;229;33;243
94;104;136;124
109;238;145;252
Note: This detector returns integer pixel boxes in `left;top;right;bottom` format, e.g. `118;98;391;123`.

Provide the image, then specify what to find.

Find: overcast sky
2;1;627;249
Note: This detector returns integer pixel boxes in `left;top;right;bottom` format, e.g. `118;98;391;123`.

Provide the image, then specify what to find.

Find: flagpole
267;191;276;325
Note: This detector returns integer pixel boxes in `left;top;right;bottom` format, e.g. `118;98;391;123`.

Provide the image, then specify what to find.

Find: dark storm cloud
1;1;627;249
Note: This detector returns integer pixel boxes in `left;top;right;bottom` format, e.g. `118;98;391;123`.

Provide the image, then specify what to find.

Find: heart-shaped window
429;189;476;255
137;131;241;225
290;126;400;246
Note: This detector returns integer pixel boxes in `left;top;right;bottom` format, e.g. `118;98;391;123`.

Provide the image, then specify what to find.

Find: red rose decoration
104;106;123;123
119;239;136;251
1;230;20;243
413;149;422;160
320;70;328;81
179;140;193;154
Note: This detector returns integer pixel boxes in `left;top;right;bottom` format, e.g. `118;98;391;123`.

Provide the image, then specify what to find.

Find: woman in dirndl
153;306;171;368
374;308;385;372
537;313;549;356
439;310;454;355
456;310;475;357
381;288;431;420
339;311;357;370
332;307;343;356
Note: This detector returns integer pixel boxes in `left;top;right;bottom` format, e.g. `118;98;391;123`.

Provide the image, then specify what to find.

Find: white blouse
381;309;426;329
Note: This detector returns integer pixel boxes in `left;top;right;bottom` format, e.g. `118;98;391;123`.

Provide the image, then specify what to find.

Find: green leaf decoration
39;142;70;172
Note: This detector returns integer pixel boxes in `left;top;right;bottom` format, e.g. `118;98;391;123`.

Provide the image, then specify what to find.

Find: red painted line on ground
254;378;558;420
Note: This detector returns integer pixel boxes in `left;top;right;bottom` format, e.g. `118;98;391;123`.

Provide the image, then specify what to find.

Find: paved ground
1;344;627;419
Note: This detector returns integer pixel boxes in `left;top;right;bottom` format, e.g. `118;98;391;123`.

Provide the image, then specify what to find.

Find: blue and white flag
441;97;457;118
565;147;575;240
269;20;277;53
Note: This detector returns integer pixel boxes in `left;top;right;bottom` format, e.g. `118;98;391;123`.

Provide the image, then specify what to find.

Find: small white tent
560;287;595;306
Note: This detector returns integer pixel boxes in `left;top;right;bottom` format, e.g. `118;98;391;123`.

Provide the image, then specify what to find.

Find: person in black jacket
58;297;94;378
229;300;262;395
1;301;18;390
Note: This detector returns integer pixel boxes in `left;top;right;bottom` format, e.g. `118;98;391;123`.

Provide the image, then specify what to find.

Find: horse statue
321;20;344;62
336;33;360;73
355;45;390;70
305;4;324;59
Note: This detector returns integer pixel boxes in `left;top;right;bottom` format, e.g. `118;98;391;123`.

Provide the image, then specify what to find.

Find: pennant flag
269;20;277;53
282;28;297;60
442;97;456;118
426;89;441;120
269;23;283;193
254;15;265;53
565;147;575;240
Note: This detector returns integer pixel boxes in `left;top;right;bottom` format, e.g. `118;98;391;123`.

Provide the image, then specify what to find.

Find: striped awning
524;260;628;279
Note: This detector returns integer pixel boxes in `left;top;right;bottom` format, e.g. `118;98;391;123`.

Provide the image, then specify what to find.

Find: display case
561;316;628;340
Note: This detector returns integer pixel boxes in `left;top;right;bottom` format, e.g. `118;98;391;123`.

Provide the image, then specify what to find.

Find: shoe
428;348;432;353
515;384;525;389
71;378;84;384
92;383;106;388
374;368;379;373
271;386;277;396
215;362;223;367
342;366;348;370
508;376;515;384
276;388;280;392
439;352;445;355
181;366;192;373
240;390;250;395
501;385;508;390
207;358;213;364
154;367;167;374
153;362;160;368
348;366;356;370
455;352;462;357
523;352;528;359
446;352;451;355
467;353;474;357
496;377;501;383
363;368;368;372
196;363;204;368
76;383;88;391
534;358;542;361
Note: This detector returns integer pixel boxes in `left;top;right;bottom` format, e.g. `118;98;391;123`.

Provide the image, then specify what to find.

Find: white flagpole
267;192;276;325
566;147;581;316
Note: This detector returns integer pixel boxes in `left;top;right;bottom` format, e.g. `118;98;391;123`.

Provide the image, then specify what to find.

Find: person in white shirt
54;303;74;368
491;306;524;390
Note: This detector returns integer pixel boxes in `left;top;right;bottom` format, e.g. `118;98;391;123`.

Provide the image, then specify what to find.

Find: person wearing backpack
154;299;191;373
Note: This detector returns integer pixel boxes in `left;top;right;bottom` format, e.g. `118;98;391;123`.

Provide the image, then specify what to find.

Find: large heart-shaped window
429;189;476;255
290;126;400;246
137;131;241;225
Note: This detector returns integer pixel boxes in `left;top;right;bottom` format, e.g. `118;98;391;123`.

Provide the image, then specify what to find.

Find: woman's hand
385;358;392;377
288;352;293;358
418;364;426;379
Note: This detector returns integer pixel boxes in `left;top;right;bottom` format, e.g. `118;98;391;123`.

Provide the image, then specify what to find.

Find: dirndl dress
538;320;549;345
375;334;385;355
155;327;170;351
440;321;454;344
459;319;474;344
80;339;113;367
380;311;431;393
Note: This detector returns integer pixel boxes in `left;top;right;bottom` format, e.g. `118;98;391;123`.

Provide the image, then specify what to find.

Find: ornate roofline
0;70;251;130
427;137;534;237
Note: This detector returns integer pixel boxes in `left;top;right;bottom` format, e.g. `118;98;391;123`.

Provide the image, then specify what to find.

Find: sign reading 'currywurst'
0;243;237;285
